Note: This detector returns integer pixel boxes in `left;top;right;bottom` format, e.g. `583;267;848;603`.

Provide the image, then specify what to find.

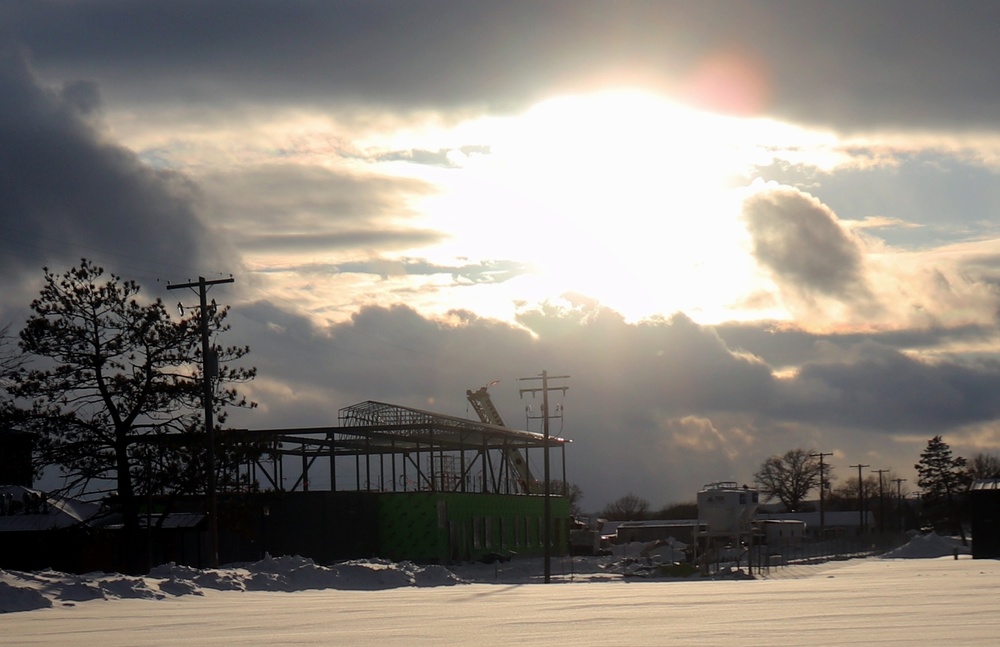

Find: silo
697;481;758;536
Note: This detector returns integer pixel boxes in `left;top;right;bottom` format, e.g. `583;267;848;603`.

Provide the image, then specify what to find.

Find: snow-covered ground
2;534;996;645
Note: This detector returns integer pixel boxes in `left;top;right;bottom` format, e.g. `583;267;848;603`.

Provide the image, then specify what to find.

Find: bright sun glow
411;90;806;322
184;89;841;325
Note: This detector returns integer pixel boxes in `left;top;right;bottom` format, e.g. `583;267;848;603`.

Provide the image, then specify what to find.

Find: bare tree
600;492;650;521
753;448;823;512
967;452;1000;480
827;474;880;508
547;480;584;516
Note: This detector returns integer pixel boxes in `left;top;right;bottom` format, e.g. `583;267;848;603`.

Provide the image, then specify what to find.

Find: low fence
758;532;911;573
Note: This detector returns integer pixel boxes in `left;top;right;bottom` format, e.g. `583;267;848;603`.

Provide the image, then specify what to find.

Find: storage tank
697;481;758;536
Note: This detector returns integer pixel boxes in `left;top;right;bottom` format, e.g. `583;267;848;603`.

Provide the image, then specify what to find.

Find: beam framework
240;400;570;495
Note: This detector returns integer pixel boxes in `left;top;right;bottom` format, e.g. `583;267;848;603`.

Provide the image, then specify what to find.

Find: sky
3;546;999;645
4;1;1000;510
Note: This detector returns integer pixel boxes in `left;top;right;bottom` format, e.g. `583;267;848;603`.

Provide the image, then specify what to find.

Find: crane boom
466;386;537;493
466;385;507;427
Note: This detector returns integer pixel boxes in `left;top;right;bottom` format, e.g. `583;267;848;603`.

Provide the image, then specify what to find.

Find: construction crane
466;385;538;493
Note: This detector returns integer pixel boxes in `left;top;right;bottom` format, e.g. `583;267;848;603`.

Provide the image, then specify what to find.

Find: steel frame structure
239;400;569;495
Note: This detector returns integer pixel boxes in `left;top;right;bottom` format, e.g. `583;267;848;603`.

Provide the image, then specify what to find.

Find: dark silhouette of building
970;479;1000;559
0;430;34;487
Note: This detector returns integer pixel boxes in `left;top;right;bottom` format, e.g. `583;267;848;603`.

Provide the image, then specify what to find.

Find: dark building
970;479;1000;559
0;430;34;487
226;400;573;566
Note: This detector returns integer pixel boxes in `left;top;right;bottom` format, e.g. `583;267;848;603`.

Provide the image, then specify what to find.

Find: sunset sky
4;1;1000;509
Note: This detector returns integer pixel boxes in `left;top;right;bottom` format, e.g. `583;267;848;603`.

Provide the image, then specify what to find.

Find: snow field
1;535;997;646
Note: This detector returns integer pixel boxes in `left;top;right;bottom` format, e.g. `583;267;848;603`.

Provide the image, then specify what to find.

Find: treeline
596;436;995;534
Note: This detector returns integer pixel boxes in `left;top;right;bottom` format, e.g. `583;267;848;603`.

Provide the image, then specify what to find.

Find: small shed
758;519;806;548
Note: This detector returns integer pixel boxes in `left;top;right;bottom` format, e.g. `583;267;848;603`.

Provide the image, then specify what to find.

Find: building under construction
202;392;572;567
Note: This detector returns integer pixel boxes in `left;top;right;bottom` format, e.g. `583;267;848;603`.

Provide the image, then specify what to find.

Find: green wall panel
375;492;570;563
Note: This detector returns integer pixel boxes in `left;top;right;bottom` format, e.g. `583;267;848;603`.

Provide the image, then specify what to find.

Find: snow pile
0;569;165;612
0;581;51;612
236;555;461;591
882;532;969;559
0;555;463;614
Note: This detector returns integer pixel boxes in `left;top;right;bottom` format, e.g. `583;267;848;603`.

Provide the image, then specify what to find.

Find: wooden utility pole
892;478;907;532
168;275;234;568
850;463;870;535
873;469;889;534
519;371;568;584
811;452;833;538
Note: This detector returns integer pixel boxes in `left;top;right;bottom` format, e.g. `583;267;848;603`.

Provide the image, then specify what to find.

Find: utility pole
168;275;234;568
873;469;889;535
850;463;870;536
519;371;568;584
811;452;833;538
892;478;907;532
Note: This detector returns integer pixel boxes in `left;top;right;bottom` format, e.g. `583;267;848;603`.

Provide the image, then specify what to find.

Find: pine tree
13;260;257;571
914;435;969;540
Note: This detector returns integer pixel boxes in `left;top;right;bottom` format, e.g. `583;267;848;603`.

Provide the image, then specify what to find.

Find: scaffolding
238;400;569;496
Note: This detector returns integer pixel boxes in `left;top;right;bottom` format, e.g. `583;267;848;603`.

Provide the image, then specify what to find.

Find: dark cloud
756;152;1000;249
201;164;441;254
202;164;432;224
775;340;1000;433
199;164;446;260
511;307;776;414
0;45;230;293
743;187;874;304
715;320;998;371
6;1;1000;130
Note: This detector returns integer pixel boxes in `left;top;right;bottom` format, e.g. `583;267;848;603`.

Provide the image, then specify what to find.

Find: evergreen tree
914;435;969;540
12;260;257;571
